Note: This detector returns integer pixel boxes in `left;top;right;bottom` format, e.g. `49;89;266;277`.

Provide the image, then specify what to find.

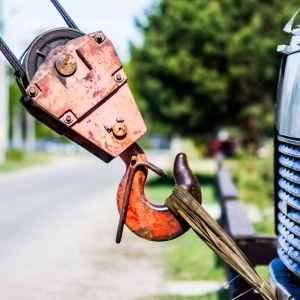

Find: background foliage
130;0;299;145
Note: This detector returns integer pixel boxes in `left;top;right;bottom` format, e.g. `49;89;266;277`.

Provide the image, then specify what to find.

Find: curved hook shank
117;143;201;241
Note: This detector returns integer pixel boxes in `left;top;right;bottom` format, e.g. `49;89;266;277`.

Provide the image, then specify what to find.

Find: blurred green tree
130;0;299;147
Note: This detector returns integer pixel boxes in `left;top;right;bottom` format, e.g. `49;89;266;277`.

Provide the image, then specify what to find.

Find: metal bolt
116;115;123;122
27;86;38;97
63;113;73;124
104;123;112;132
114;73;123;83
112;122;127;138
55;53;77;76
93;32;105;43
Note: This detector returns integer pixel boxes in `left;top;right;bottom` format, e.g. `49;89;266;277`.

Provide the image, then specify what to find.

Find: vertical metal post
0;0;8;164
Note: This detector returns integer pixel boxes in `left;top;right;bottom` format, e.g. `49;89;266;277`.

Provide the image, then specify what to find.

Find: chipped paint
27;31;146;159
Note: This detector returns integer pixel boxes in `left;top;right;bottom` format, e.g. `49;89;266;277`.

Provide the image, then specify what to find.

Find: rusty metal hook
116;143;201;243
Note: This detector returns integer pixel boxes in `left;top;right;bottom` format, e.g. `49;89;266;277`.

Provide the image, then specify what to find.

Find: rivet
27;86;38;97
63;114;73;124
114;73;123;83
93;32;105;43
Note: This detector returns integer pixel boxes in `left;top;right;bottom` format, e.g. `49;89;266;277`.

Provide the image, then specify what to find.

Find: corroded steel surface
27;31;146;157
55;52;77;76
117;143;201;241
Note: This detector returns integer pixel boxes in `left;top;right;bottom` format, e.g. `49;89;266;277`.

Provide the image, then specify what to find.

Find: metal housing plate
27;31;146;157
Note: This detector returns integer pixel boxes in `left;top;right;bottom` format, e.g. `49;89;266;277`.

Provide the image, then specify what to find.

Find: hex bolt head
116;115;123;122
93;32;105;43
27;86;38;97
104;123;112;132
112;122;127;138
114;73;123;83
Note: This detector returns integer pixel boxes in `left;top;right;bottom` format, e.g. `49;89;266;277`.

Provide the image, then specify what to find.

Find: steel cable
0;37;25;78
50;0;79;30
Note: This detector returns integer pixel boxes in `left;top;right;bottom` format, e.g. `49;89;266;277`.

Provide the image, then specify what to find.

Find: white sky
2;0;157;62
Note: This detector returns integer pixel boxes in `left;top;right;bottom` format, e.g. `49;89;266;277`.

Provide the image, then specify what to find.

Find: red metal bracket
26;31;146;161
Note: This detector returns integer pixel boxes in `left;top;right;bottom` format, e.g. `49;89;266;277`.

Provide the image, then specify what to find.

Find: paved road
0;154;166;300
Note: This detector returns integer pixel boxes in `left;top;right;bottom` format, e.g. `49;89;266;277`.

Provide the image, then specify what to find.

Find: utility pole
0;0;8;164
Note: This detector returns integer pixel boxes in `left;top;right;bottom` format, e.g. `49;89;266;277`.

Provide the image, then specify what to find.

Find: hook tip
174;152;202;204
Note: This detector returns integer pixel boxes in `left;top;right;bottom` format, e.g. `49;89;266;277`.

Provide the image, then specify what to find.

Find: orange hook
116;143;201;243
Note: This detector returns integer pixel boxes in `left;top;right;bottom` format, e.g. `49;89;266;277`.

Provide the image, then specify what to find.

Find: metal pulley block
0;0;146;163
23;28;146;162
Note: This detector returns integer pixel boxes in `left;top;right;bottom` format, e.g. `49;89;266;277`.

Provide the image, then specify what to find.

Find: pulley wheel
23;27;84;82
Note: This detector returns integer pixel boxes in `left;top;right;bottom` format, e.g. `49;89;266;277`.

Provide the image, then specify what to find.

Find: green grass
144;150;275;290
145;172;217;205
228;149;275;234
256;266;269;281
162;230;226;281
0;151;56;173
145;171;226;282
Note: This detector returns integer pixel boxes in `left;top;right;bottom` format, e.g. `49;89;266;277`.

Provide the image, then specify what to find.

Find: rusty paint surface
71;84;146;156
27;31;146;157
117;143;191;241
55;52;77;76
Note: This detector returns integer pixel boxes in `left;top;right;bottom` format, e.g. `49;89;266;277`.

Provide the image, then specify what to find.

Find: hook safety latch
116;143;201;243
